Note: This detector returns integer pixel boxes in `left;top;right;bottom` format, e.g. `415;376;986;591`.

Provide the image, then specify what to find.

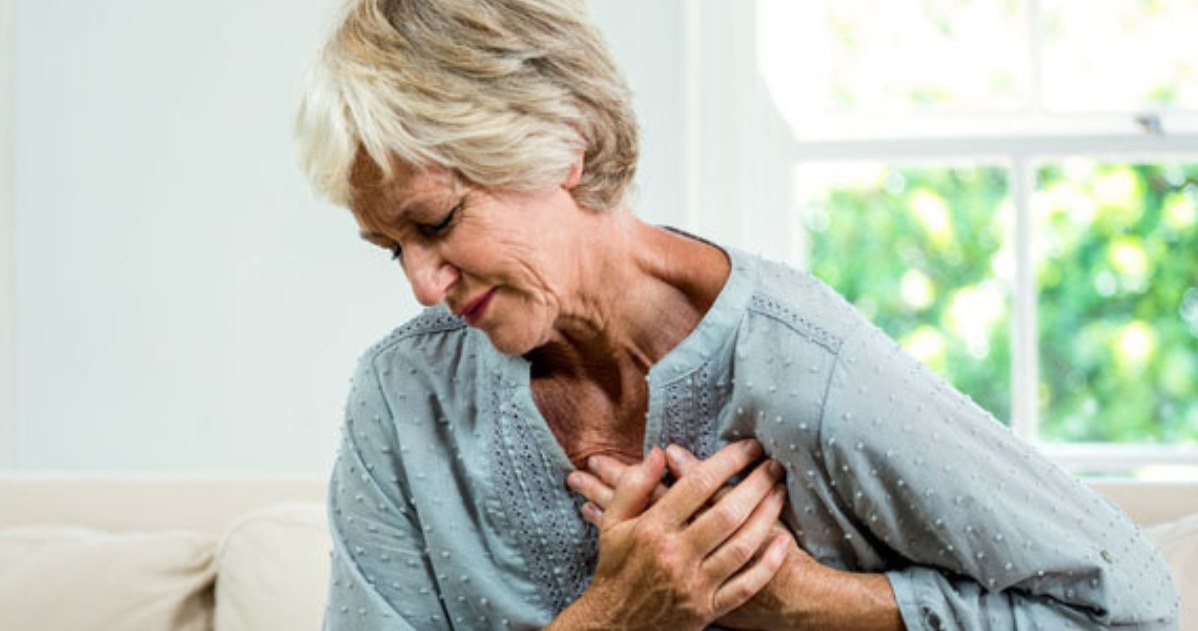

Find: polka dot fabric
321;247;1179;631
818;317;1179;630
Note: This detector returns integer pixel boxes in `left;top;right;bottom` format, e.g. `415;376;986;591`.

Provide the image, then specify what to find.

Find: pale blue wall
3;0;688;472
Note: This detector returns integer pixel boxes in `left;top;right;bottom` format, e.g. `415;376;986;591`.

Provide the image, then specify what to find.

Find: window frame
684;0;1198;474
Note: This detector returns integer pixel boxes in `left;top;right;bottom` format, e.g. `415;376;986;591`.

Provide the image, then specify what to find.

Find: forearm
544;588;668;631
544;596;607;631
774;564;904;631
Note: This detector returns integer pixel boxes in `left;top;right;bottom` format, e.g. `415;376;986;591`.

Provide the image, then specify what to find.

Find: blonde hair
295;0;638;211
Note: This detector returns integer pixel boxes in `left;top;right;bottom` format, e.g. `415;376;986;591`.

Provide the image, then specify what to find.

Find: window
687;0;1198;477
1035;161;1198;446
758;0;1198;137
795;162;1013;422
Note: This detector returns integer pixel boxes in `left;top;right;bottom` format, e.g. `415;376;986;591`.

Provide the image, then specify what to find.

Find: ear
561;149;584;190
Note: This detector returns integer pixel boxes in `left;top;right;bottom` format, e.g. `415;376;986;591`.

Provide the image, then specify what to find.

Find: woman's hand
570;445;903;631
568;444;806;630
553;440;791;631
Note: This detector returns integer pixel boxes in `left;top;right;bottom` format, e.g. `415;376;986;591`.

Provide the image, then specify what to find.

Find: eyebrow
356;202;417;244
354;175;461;244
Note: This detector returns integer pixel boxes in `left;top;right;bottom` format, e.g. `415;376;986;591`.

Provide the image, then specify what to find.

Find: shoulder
338;306;484;463
353;305;479;379
738;253;867;356
362;305;469;359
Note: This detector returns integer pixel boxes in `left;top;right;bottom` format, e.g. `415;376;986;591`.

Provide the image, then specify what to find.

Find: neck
526;211;730;390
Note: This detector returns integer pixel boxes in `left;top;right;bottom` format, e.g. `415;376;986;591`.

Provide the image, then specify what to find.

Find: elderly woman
295;1;1179;629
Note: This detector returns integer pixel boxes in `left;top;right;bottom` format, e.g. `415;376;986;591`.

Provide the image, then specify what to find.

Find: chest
529;377;648;468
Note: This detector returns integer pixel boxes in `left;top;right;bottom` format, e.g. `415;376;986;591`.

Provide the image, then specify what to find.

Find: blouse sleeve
323;355;451;631
817;322;1180;631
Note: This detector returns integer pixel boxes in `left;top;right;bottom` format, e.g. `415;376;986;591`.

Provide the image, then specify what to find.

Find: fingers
601;446;666;526
591;454;671;503
665;444;701;477
570;442;782;540
685;459;784;555
586;454;627;487
666;445;735;506
574;442;795;626
702;483;786;578
567;470;615;509
568;454;669;508
711;533;790;616
651;439;763;528
580;502;603;526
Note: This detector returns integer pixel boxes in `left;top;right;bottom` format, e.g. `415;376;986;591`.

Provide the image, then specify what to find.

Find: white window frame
684;0;1198;474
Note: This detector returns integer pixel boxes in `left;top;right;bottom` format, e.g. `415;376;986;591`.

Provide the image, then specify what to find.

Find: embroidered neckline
481;248;759;616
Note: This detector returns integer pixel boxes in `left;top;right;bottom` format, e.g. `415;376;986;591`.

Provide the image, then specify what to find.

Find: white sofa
1;477;1196;631
0;478;329;631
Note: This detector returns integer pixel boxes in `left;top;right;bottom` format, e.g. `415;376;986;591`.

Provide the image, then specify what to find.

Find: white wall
0;0;14;469
588;2;687;228
4;1;688;473
685;1;796;262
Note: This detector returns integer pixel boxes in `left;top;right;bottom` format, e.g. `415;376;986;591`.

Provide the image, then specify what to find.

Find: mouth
455;288;497;325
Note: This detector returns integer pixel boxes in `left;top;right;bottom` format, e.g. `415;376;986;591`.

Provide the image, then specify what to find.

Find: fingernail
581;503;600;522
665;444;683;464
767;460;783;478
742;439;761;454
586;456;598;471
566;472;580;490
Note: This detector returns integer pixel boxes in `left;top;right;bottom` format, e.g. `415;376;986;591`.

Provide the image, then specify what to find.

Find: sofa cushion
0;526;216;631
214;502;330;631
1146;511;1198;630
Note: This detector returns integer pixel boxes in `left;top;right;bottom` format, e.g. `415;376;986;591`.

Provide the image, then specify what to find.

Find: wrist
547;586;618;631
773;561;903;631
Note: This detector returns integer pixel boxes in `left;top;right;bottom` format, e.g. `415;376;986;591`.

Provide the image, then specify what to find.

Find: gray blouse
323;247;1179;630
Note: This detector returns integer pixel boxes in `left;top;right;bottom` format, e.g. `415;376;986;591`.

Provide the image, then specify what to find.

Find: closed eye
420;202;462;236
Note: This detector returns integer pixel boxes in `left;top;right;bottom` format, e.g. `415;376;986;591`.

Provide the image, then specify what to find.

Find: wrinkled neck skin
526;206;730;462
528;206;728;383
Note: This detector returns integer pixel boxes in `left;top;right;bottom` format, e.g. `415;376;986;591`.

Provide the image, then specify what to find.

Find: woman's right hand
549;440;790;631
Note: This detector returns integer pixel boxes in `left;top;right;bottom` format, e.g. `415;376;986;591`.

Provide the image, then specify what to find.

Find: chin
482;324;544;357
478;301;555;357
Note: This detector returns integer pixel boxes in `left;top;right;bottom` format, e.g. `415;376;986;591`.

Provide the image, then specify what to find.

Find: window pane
795;163;1013;421
1036;161;1198;444
758;0;1031;126
1041;0;1198;113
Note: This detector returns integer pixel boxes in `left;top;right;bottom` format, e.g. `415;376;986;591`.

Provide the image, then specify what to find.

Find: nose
401;243;458;307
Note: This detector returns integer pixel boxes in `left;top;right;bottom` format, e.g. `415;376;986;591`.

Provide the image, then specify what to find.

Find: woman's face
348;154;589;356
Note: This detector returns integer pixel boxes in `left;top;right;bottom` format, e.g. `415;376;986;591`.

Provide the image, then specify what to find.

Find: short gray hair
295;0;639;211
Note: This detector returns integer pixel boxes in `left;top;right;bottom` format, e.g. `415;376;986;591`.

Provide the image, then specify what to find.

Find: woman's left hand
568;445;830;631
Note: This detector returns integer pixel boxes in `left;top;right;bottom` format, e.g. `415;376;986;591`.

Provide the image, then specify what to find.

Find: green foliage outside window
1037;162;1198;444
801;162;1198;444
802;165;1012;423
